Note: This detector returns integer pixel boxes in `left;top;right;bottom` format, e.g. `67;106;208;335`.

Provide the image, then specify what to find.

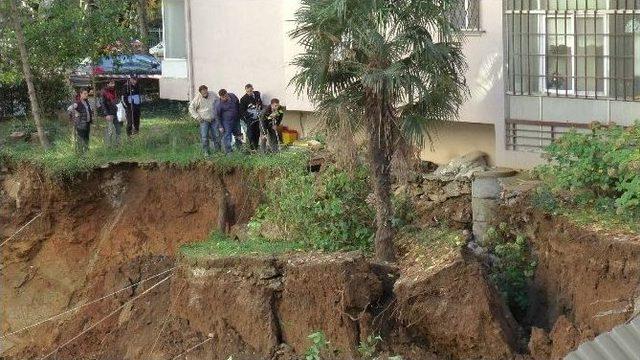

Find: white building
160;0;640;169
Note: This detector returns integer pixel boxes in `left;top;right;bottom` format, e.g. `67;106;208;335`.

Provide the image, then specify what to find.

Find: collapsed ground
2;160;638;359
1;110;639;359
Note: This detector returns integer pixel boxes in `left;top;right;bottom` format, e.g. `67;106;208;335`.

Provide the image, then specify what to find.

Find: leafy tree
290;0;468;261
136;0;149;51
3;0;50;148
1;0;141;127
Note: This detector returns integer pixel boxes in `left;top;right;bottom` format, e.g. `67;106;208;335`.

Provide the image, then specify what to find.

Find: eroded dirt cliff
2;163;638;359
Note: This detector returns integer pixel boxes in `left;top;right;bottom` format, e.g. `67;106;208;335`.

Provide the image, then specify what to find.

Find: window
452;0;481;32
543;15;606;95
506;0;640;100
163;0;186;59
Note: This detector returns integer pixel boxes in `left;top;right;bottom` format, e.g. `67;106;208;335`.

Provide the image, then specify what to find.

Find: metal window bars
505;118;591;151
452;0;482;32
505;0;640;101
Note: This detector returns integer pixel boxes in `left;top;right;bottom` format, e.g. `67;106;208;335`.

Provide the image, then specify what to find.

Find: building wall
183;0;313;111
161;0;504;168
159;77;190;100
160;0;190;100
457;2;505;126
508;95;640;126
420;122;496;166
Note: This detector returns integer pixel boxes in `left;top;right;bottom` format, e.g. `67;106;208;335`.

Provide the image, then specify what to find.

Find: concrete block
472;198;498;223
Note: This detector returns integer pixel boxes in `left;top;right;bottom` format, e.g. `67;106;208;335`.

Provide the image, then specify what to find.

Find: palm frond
290;0;468;150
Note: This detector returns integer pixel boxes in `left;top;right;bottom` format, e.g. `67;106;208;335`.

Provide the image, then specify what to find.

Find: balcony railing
505;118;591;151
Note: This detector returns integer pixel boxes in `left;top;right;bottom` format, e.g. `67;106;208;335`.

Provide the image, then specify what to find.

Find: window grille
506;118;591;151
453;0;482;32
505;0;640;100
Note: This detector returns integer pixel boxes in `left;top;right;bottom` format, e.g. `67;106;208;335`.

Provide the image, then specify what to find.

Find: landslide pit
1;163;638;360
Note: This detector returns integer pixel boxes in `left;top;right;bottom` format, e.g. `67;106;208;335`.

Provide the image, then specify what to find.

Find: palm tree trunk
365;89;396;263
136;0;149;52
7;0;50;149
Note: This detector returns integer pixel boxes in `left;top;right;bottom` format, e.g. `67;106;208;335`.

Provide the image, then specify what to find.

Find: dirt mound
171;256;282;359
167;251;519;360
170;253;394;359
394;251;519;359
528;215;640;333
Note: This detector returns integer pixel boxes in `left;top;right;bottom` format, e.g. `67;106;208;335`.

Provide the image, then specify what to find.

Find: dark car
70;54;161;86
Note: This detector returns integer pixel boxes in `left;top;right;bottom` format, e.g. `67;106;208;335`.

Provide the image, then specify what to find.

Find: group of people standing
67;77;142;154
67;79;285;157
189;83;284;155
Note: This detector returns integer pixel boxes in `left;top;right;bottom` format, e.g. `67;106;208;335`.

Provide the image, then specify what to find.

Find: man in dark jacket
101;80;121;146
215;89;241;153
239;84;263;150
260;98;285;153
67;88;93;154
123;76;142;136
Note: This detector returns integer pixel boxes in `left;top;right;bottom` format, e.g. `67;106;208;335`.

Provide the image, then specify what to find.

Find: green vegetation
485;223;536;320
397;225;464;270
249;165;375;253
392;192;417;228
536;122;640;231
290;0;469;262
180;232;306;258
305;331;331;360
180;164;375;258
532;187;640;234
357;334;383;360
303;331;401;360
0;101;307;179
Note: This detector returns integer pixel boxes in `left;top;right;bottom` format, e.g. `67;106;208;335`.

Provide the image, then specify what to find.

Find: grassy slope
180;232;308;258
0;100;305;178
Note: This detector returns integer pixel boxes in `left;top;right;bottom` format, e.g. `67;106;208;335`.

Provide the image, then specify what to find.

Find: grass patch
560;205;640;234
180;232;308;258
397;225;464;270
531;187;639;235
0;100;307;178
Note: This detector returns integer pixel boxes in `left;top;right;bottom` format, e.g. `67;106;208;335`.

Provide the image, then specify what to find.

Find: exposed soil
1;163;638;360
497;195;640;359
1;162;263;359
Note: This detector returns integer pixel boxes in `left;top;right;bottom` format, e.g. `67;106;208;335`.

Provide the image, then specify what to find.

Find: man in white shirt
189;85;221;155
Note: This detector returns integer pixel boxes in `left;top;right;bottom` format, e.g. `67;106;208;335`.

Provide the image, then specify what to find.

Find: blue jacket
215;93;240;125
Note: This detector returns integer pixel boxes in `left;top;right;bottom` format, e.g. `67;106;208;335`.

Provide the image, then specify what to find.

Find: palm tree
290;0;468;262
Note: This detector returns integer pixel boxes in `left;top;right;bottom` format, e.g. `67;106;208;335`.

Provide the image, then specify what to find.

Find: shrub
537;122;640;214
357;334;382;359
0;75;71;117
530;186;559;215
486;224;536;319
250;165;375;252
392;192;416;228
305;331;330;360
